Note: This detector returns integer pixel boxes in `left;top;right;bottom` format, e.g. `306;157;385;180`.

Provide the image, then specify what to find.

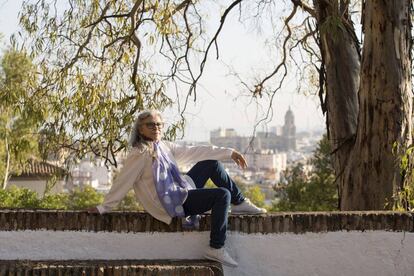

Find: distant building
68;158;112;193
8;158;68;198
210;128;225;138
244;151;287;182
210;108;297;152
254;132;284;151
270;126;283;135
282;107;296;151
245;151;287;171
210;134;260;152
210;128;238;138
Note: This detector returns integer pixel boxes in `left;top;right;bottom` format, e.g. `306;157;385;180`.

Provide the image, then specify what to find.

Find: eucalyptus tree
0;49;43;188
18;0;412;210
308;1;412;210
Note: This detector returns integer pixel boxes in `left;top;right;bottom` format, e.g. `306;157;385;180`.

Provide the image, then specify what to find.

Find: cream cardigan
97;141;234;224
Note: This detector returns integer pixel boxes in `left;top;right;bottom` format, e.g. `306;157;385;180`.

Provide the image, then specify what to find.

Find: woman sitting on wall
88;110;266;267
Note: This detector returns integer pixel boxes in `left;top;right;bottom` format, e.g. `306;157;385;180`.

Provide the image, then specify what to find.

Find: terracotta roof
13;158;67;178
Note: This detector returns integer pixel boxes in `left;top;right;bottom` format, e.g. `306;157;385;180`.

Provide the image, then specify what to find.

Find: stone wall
0;210;412;233
1;210;414;276
0;260;222;276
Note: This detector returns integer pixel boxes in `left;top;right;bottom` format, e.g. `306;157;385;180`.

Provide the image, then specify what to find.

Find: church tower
282;107;296;151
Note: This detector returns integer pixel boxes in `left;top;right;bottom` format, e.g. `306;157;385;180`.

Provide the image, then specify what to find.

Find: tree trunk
341;0;412;210
314;0;360;208
3;135;10;190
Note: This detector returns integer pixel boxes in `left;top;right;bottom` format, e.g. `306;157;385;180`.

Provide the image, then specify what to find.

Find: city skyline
179;107;326;142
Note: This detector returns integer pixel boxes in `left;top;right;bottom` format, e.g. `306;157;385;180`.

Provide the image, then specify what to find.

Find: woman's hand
231;150;248;169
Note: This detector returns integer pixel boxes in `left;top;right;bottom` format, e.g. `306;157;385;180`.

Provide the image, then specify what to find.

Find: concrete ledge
0;210;412;233
0;259;223;276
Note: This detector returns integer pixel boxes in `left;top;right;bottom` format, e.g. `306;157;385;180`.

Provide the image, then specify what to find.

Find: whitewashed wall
1;230;413;276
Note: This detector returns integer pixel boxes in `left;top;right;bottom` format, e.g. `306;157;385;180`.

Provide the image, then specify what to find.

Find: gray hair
129;109;163;148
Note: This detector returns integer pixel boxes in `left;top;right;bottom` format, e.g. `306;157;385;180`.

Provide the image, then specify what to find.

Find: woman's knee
200;159;224;168
202;160;221;169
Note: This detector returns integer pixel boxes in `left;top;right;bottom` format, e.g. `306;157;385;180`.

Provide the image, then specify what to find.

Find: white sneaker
231;198;267;214
204;247;238;267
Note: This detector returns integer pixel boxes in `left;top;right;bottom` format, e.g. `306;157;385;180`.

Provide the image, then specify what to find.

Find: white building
70;159;112;193
245;151;287;182
210;128;238;138
245;151;287;171
8;158;67;198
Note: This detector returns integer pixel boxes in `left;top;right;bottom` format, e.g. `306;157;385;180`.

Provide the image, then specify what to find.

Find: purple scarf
152;142;193;218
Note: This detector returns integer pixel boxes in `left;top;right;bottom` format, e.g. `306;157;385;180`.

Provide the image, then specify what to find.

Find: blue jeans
183;160;245;248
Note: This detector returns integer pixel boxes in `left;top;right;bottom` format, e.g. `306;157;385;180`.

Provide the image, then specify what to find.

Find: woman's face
138;114;164;141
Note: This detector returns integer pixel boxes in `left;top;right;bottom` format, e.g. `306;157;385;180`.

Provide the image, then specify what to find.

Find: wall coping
0;210;412;234
0;260;223;276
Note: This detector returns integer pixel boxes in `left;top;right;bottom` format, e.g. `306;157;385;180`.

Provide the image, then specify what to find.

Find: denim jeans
183;160;245;248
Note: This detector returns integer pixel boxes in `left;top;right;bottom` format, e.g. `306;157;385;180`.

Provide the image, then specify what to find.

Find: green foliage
0;186;101;210
38;193;69;209
394;143;414;211
66;185;104;210
0;49;45;187
0;185;144;211
320;15;346;43
271;135;338;211
242;185;266;208
205;179;216;189
0;186;40;208
115;190;143;211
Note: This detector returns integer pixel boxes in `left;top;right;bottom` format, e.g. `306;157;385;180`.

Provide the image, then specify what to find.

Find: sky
0;0;326;141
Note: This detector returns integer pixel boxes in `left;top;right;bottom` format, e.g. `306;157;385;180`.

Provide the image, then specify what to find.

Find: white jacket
97;141;234;224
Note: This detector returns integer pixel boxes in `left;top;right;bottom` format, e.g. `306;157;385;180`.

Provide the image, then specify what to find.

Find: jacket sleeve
97;148;146;214
164;141;234;166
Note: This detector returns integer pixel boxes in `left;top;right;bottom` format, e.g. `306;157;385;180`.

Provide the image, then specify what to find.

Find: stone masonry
0;210;412;234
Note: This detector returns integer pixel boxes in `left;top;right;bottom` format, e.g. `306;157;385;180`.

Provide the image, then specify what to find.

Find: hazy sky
0;0;326;141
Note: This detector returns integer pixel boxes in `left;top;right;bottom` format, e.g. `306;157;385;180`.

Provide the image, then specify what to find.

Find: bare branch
291;0;317;17
130;0;144;94
189;0;243;98
253;4;298;96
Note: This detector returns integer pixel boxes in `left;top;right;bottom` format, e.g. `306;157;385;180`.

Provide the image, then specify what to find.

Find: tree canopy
0;49;45;188
16;0;327;164
273;134;338;211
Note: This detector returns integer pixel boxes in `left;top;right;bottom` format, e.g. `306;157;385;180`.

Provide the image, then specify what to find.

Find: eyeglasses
143;122;165;130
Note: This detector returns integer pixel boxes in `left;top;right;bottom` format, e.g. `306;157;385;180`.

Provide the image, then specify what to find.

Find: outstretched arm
165;141;234;165
88;148;145;214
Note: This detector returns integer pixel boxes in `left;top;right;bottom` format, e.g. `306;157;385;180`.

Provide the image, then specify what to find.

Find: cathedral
281;107;296;151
